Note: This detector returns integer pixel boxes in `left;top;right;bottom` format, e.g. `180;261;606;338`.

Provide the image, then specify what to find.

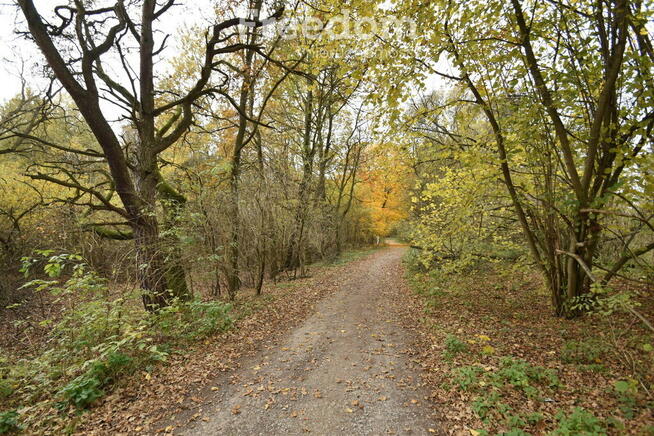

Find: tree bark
225;1;262;299
286;87;315;273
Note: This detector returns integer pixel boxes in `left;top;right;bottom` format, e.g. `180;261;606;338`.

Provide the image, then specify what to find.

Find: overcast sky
0;1;449;108
0;0;217;104
0;3;34;103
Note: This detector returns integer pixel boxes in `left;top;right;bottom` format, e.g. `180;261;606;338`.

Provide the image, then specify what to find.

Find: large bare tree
17;0;282;310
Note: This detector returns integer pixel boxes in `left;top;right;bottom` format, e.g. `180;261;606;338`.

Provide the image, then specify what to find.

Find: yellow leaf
482;345;496;355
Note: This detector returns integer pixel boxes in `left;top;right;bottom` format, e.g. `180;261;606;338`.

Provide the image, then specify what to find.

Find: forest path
178;246;441;436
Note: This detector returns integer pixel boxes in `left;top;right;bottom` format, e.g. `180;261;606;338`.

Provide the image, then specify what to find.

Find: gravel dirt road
178;246;441;436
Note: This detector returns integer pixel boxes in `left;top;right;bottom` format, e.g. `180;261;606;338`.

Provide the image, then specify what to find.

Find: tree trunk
133;215;171;311
226;153;242;300
224;1;262;299
286;88;315;273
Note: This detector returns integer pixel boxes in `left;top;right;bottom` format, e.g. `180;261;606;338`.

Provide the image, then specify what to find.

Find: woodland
0;0;653;434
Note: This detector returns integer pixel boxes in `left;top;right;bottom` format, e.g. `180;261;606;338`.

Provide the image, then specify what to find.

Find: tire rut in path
179;247;440;435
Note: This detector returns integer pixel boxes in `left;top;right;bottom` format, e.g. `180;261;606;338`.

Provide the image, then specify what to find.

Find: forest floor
76;244;443;435
39;243;652;435
403;250;654;435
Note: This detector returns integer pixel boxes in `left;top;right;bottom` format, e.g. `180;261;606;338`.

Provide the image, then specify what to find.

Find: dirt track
178;246;441;435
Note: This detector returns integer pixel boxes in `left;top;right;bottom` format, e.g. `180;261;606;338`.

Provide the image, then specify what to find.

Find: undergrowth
0;251;232;433
403;248;654;435
1;246;375;434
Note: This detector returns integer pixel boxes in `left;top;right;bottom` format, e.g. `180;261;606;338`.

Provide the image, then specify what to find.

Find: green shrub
613;379;639;418
524;412;544;425
443;334;468;359
0;410;20;434
59;373;104;409
186;300;232;337
505;413;527;428
472;391;510;419
423;287;446;311
491;357;559;397
6;251;234;417
154;299;232;340
0;355;13;398
0;381;12;399
577;363;607;373
560;339;608;365
59;351;133;408
451;365;483;390
551;408;607;436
